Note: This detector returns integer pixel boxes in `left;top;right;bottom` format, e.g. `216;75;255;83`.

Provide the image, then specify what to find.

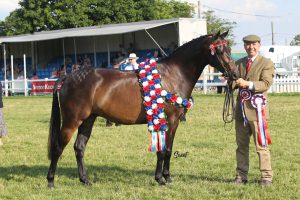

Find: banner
31;80;56;95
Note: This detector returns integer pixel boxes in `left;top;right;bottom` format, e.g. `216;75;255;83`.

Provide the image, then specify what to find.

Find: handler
233;34;274;187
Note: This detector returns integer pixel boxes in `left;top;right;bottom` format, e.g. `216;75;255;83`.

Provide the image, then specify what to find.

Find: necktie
246;58;252;75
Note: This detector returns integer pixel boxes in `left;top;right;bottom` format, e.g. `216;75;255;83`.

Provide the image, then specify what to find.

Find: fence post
23;54;28;96
4;80;8;97
10;55;14;95
203;72;207;94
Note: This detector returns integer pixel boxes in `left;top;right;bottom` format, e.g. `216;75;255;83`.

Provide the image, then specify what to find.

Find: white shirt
124;63;139;71
124;64;134;71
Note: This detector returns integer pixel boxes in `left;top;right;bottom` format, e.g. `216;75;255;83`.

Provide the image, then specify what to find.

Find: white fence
196;72;300;94
1;72;300;96
270;75;300;93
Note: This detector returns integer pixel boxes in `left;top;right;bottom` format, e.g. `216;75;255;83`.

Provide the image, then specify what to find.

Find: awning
0;18;180;43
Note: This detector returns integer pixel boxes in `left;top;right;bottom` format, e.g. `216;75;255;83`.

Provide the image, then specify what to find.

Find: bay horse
47;31;237;187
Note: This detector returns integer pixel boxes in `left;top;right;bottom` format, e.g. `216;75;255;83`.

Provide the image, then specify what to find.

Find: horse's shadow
0;164;241;184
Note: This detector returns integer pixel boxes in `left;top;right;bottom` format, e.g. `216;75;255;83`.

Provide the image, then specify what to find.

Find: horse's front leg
74;114;96;186
155;121;179;185
155;151;166;185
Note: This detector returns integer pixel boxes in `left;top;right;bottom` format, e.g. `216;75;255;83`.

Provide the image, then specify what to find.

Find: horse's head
207;31;238;81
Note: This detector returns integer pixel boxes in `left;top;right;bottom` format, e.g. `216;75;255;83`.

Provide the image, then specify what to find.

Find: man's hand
236;78;250;88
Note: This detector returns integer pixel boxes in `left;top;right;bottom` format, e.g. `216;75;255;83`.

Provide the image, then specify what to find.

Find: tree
0;0;193;36
290;34;300;46
202;10;236;46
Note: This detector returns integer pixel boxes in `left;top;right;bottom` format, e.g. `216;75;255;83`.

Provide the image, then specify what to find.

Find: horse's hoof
80;179;92;186
164;176;173;184
155;178;166;185
47;182;54;188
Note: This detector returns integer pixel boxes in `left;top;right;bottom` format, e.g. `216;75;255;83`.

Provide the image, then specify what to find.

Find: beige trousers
235;120;273;181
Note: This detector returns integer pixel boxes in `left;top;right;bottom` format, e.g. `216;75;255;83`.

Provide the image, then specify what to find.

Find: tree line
0;0;237;44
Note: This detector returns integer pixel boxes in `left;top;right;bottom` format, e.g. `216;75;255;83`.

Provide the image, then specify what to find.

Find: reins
209;39;236;130
222;81;235;130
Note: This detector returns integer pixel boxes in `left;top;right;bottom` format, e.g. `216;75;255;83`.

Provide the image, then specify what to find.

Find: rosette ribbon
251;94;272;147
239;89;252;126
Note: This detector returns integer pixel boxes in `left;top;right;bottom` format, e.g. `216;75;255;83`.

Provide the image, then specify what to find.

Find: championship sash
138;58;193;152
251;94;272;147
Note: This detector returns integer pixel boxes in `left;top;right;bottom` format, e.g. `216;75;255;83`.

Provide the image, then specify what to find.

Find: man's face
129;58;136;64
244;41;261;58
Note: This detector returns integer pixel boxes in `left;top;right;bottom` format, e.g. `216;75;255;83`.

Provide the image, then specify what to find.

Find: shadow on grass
0;164;153;182
180;174;260;184
0;164;246;184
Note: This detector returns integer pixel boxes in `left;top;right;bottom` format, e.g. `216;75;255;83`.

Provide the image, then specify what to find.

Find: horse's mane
168;34;211;57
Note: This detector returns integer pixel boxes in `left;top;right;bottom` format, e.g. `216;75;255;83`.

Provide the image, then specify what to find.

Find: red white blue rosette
239;89;252;126
240;89;252;101
251;94;272;147
138;58;193;152
251;94;267;109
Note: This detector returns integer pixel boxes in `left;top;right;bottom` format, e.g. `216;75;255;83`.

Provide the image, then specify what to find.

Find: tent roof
0;18;186;43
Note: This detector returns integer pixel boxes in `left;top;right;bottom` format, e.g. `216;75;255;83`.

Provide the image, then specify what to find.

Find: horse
47;31;237;187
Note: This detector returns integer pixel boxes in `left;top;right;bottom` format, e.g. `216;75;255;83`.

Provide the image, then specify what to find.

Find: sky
184;0;300;50
0;0;300;51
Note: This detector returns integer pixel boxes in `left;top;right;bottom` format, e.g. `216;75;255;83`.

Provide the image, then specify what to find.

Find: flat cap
242;34;261;43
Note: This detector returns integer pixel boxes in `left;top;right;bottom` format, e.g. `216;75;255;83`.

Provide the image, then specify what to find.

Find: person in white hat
124;53;139;71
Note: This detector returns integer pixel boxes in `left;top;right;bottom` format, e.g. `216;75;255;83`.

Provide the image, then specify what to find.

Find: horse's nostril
232;74;238;80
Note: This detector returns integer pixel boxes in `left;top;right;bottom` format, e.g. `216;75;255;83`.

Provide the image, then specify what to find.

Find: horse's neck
158;58;207;98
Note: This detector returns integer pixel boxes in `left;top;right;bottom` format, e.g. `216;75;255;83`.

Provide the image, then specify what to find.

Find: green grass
0;93;299;199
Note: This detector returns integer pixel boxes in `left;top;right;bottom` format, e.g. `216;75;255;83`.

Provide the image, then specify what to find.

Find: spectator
31;71;39;80
77;55;83;66
83;54;92;68
58;64;66;77
112;59;120;70
72;64;80;73
153;50;164;61
14;65;23;79
0;82;8;146
127;42;136;54
124;53;139;71
50;68;58;78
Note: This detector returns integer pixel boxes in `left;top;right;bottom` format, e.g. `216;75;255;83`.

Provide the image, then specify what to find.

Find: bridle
209;39;236;128
209;40;235;80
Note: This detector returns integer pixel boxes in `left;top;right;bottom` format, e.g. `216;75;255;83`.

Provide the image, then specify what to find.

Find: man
233;34;275;187
124;53;139;71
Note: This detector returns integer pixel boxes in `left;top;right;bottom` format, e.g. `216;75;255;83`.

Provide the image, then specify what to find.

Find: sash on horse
137;58;193;152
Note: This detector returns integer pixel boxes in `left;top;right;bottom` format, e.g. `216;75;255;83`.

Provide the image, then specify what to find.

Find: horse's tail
47;80;62;160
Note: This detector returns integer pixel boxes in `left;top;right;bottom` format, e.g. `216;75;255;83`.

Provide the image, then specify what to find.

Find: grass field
0;93;299;200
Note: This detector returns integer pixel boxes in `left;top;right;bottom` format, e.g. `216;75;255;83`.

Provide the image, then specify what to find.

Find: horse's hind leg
74;114;97;185
47;122;80;188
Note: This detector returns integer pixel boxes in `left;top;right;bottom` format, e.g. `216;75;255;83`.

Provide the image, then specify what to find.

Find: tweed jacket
234;55;275;121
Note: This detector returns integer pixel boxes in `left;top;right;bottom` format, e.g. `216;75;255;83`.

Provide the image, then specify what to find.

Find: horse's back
60;68;146;124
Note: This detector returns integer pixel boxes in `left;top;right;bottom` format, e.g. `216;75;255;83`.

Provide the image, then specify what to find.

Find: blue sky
1;0;300;51
185;0;300;50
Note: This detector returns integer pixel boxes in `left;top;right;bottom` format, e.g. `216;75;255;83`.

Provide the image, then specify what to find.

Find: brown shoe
233;177;248;185
261;180;272;187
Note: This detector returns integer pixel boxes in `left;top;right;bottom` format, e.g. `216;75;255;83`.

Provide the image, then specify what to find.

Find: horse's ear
212;31;221;40
220;30;229;38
